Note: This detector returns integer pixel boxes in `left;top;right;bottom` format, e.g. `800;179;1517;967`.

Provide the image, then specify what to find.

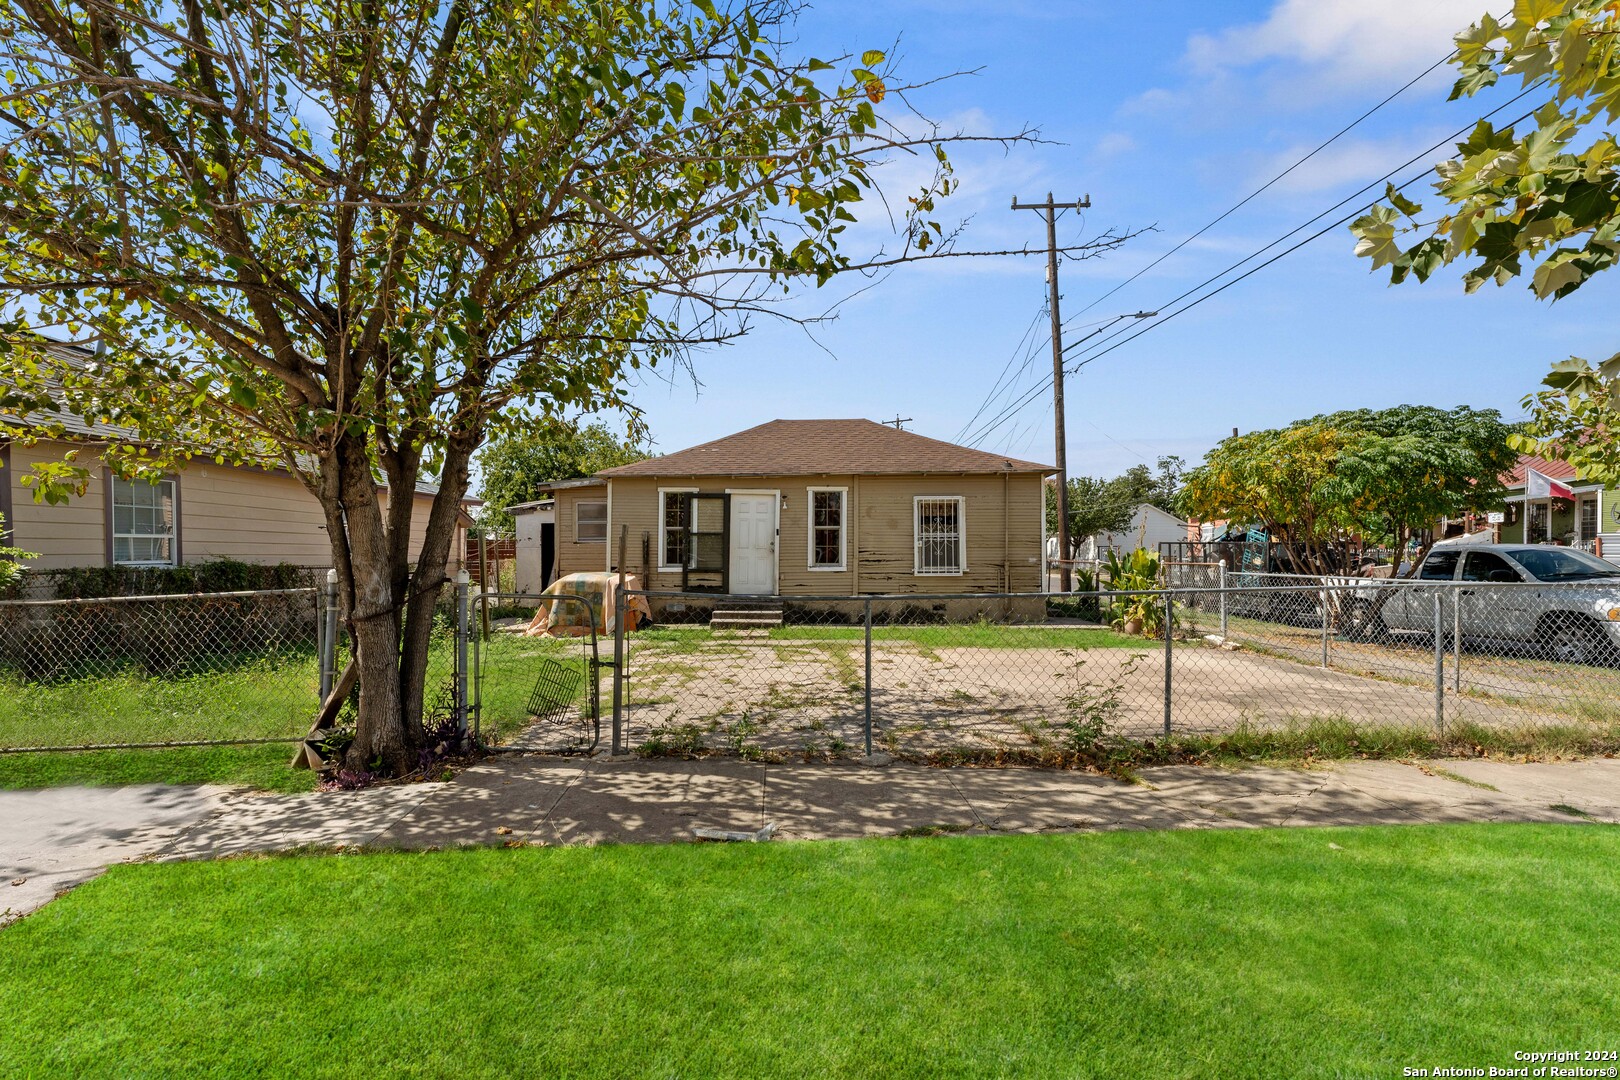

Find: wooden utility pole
1013;192;1090;591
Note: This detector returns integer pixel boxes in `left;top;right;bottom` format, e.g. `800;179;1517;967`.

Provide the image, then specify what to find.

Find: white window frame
111;475;178;566
806;486;848;572
658;487;699;572
575;498;608;544
913;495;966;576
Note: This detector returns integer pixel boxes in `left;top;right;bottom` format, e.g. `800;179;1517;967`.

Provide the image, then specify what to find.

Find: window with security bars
914;496;964;574
111;476;176;565
809;489;844;569
1581;498;1598;540
661;492;690;568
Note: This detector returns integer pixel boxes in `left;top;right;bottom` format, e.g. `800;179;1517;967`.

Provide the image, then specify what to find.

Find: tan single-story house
537;419;1053;601
1;401;473;576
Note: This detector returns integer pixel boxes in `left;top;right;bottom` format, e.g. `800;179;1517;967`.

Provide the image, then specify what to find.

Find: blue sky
604;0;1620;480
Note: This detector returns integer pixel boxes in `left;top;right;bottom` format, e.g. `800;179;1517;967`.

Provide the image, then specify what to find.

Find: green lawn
0;743;317;793
0;653;323;749
2;824;1614;1077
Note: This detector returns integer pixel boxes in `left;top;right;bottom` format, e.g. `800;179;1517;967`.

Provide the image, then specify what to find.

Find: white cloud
1252;133;1451;194
1188;0;1491;86
1092;132;1137;160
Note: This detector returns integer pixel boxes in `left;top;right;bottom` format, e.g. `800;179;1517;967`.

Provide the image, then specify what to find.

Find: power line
954;303;1049;443
1063;91;1550;375
1068;46;1460;325
965;83;1550;450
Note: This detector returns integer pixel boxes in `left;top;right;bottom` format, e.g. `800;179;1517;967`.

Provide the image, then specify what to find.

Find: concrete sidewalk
160;754;1620;860
5;755;1615;926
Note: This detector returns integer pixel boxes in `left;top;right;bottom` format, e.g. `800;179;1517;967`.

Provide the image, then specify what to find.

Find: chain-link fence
470;590;604;754
589;580;1620;763
0;588;321;751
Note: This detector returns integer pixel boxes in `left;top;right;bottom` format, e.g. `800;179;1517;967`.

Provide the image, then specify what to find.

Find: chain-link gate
469;589;605;753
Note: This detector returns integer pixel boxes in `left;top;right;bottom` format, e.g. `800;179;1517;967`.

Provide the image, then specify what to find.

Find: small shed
507;497;556;595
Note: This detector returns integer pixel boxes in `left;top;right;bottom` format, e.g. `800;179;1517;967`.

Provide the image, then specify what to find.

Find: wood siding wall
552;484;610;579
549;473;1045;594
5;439;461;572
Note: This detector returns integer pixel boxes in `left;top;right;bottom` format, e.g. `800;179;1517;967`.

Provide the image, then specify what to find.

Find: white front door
729;494;777;595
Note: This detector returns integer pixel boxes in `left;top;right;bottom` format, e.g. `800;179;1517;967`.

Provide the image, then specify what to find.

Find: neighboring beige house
537;419;1053;600
2;422;472;576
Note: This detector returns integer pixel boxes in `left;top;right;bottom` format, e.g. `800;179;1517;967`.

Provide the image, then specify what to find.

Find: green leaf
1385;182;1422;219
861;50;886;67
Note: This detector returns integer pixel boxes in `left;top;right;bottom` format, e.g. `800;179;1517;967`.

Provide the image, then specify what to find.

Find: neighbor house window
575;499;607;543
1581;498;1598;540
914;496;965;575
111;476;177;565
808;488;846;570
660;490;695;569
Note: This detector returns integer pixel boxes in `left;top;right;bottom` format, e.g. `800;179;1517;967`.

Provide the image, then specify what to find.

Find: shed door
729;494;777;595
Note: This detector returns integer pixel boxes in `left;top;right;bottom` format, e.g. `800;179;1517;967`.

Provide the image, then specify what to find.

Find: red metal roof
1504;454;1580;488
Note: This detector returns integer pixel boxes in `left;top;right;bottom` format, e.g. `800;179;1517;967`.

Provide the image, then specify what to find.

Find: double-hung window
914;496;965;575
111;476;177;566
807;488;846;571
575;499;607;543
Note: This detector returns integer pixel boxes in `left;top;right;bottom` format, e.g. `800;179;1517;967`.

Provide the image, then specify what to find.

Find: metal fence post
1453;588;1462;694
319;569;338;705
1320;586;1330;669
1433;590;1444;738
864;598;874;757
1162;591;1173;737
455;569;470;748
611;585;626;756
1218;559;1228;640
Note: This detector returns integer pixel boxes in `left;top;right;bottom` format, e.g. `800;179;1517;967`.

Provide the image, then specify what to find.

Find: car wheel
1340;598;1386;642
1540;614;1613;667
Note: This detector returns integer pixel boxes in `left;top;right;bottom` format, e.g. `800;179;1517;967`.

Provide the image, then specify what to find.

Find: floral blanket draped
522;572;652;638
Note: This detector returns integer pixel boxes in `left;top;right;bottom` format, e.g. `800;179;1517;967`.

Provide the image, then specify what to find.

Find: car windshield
1505;547;1620;581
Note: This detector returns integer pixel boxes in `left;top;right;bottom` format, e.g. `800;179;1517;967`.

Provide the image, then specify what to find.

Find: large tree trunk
332;433;414;775
315;427;480;776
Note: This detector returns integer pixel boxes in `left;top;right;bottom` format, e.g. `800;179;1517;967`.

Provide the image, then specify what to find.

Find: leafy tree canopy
1349;1;1620;483
475;419;647;532
1182;406;1518;573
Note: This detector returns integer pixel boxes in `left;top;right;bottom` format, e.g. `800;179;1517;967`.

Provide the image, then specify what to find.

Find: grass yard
0;654;322;749
0;743;317;793
1;823;1615;1077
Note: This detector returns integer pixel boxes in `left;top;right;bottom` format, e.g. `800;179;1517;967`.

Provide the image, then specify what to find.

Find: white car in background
1341;544;1620;665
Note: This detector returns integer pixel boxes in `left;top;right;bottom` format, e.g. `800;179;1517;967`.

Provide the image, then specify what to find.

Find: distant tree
1348;3;1620;481
1047;456;1184;550
476;421;647;532
1182;407;1516;574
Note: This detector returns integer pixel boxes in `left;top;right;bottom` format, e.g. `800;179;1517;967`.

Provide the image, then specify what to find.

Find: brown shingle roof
595;419;1053;479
